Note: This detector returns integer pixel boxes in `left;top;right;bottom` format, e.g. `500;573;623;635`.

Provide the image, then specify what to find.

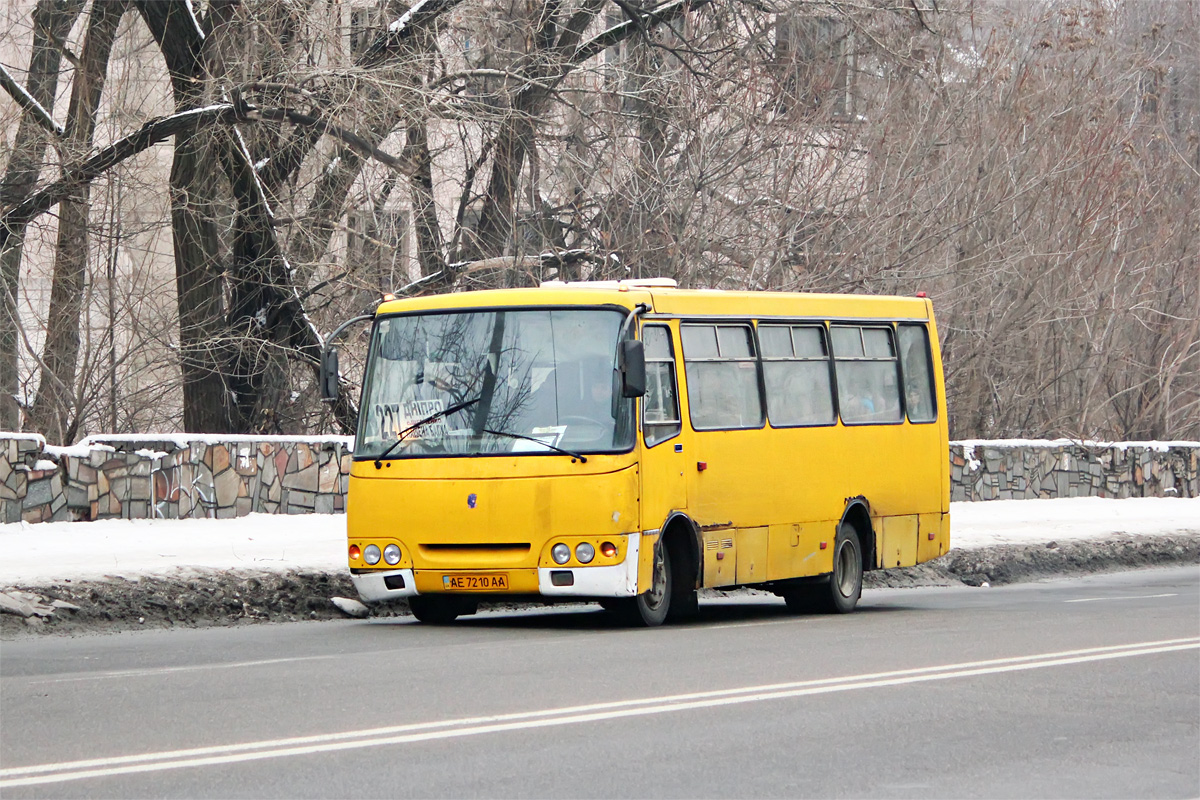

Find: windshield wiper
373;397;481;468
482;429;588;463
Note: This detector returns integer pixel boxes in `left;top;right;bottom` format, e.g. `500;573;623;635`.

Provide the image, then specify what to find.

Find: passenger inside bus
841;371;877;422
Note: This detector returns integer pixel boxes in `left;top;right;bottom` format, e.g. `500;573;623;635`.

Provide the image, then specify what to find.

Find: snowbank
1;497;1197;588
0;513;346;585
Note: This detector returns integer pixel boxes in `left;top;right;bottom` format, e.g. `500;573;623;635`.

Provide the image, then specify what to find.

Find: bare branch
0;62;64;138
2;105;243;246
1;101;416;249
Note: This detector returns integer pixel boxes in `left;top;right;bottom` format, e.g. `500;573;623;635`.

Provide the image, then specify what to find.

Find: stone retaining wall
2;434;1197;524
951;440;1198;502
1;434;352;524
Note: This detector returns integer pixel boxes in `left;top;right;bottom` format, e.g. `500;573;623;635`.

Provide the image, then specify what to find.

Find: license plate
442;573;509;591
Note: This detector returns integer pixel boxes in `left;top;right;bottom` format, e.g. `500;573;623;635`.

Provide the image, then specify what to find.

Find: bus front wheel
617;537;671;627
408;596;473;624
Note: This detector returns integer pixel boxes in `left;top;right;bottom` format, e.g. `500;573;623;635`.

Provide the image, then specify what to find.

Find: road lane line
1064;593;1178;603
3;636;1197;788
5;637;1196;779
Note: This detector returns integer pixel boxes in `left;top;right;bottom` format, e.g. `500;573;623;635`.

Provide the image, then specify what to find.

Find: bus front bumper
351;569;418;602
351;534;641;603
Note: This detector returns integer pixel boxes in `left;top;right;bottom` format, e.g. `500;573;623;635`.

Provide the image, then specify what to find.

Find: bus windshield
356;308;635;459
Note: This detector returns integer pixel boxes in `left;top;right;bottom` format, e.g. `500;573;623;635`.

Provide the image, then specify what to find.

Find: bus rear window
898;324;937;423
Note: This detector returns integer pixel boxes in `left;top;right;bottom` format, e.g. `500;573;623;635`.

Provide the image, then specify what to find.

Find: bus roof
374;281;933;321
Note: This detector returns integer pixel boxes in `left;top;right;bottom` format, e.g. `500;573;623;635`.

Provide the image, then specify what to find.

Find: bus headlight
575;542;595;564
364;544;381;565
552;543;571;564
383;544;401;565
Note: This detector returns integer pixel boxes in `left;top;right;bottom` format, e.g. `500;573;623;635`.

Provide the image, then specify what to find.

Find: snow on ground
0;514;347;586
1;497;1198;587
949;496;1200;545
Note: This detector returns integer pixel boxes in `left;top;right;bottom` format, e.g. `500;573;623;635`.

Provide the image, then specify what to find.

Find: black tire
664;534;698;622
616;536;671;626
409;595;471;624
666;585;699;621
823;522;863;613
782;522;863;614
781;582;821;613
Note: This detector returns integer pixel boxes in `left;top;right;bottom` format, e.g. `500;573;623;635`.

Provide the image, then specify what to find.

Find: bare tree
25;0;126;442
0;0;86;431
2;0;1194;443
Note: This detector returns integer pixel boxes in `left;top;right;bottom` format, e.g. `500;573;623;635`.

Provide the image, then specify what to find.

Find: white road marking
1064;593;1178;603
2;637;1197;789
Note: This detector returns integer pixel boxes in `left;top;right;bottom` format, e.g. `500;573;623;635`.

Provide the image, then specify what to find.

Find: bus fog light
364;544;381;565
575;542;595;564
552;543;571;564
383;544;401;565
600;541;617;558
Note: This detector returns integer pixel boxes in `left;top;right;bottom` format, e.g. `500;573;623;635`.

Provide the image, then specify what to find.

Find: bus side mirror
320;347;340;401
619;339;646;398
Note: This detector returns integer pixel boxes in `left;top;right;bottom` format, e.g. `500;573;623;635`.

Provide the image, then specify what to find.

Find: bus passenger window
898;324;937;423
682;324;764;430
832;325;902;425
642;325;681;446
761;324;835;427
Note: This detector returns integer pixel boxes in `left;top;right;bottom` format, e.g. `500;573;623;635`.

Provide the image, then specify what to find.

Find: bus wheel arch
840;498;876;575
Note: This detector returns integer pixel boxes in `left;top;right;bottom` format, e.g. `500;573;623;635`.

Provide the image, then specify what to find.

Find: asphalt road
2;566;1197;798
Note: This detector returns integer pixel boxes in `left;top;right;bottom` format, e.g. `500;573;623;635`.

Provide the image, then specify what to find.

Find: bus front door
637;322;689;589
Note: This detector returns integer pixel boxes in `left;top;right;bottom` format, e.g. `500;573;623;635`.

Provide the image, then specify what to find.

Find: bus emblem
467;493;477;508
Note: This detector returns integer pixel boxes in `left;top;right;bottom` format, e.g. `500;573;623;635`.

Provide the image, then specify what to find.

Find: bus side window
760;324;835;427
642;325;681;446
682;323;764;430
898;324;937;423
832;325;902;425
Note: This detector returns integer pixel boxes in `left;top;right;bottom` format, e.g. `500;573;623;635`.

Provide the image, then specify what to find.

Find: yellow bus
326;280;949;625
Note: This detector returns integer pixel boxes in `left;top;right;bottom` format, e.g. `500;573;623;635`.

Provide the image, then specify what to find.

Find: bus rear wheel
783;523;863;614
408;596;474;624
